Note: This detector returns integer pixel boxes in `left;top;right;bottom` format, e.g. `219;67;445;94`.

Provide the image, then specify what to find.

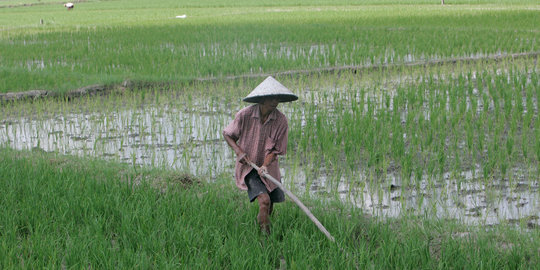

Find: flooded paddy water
1;69;538;228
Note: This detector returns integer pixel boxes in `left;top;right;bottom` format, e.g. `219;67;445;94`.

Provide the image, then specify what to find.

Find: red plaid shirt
223;104;289;191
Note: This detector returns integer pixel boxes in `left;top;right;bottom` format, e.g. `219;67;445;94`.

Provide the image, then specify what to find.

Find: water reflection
288;168;538;227
0;106;233;178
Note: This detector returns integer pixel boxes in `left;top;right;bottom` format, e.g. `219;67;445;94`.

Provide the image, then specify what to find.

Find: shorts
245;169;285;203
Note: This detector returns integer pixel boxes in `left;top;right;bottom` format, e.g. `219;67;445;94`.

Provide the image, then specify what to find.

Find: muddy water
289;168;538;227
1;101;538;228
0;105;233;178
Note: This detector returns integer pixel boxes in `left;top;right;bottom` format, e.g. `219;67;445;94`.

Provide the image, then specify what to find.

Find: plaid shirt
223;104;288;191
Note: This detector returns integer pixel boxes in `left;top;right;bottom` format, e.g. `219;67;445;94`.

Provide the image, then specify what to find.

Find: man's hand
257;153;275;177
258;165;268;176
224;134;251;165
237;152;250;165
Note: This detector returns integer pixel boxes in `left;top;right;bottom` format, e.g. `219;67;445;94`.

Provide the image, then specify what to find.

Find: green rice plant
536;129;540;166
1;43;538;231
2;1;540;92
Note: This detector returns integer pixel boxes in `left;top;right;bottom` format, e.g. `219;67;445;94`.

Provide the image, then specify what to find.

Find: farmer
223;76;298;234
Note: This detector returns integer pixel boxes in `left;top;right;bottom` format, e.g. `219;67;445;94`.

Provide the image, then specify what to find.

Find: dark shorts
245;169;285;203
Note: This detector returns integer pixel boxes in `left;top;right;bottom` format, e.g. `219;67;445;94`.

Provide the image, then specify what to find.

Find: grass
1;0;538;92
0;147;538;268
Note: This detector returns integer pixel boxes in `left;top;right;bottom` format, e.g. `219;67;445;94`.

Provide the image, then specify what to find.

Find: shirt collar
252;104;277;121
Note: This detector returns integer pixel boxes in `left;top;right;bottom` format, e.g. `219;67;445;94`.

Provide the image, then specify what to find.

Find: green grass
2;0;539;9
1;0;538;92
0;147;538;268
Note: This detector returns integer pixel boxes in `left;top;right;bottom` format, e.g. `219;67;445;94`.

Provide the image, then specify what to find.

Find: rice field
1;0;539;92
1;57;538;227
0;0;539;267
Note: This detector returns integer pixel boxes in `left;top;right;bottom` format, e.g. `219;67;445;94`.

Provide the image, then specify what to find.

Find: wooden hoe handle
248;162;335;242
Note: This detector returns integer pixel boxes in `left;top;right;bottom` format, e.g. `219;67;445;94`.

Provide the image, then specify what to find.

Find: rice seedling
0;1;538;266
1;1;539;92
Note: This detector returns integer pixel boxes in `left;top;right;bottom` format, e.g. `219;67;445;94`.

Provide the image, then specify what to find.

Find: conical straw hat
243;76;298;103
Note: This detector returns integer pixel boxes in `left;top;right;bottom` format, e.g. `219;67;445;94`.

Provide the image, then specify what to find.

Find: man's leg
256;193;271;234
269;202;274;216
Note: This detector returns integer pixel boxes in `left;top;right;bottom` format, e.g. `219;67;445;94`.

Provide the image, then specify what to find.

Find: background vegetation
1;0;538;92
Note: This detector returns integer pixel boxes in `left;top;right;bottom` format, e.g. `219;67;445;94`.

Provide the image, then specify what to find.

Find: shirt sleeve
223;111;243;141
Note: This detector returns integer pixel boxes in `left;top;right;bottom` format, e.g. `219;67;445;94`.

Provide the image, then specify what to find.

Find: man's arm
258;153;276;175
223;132;250;164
